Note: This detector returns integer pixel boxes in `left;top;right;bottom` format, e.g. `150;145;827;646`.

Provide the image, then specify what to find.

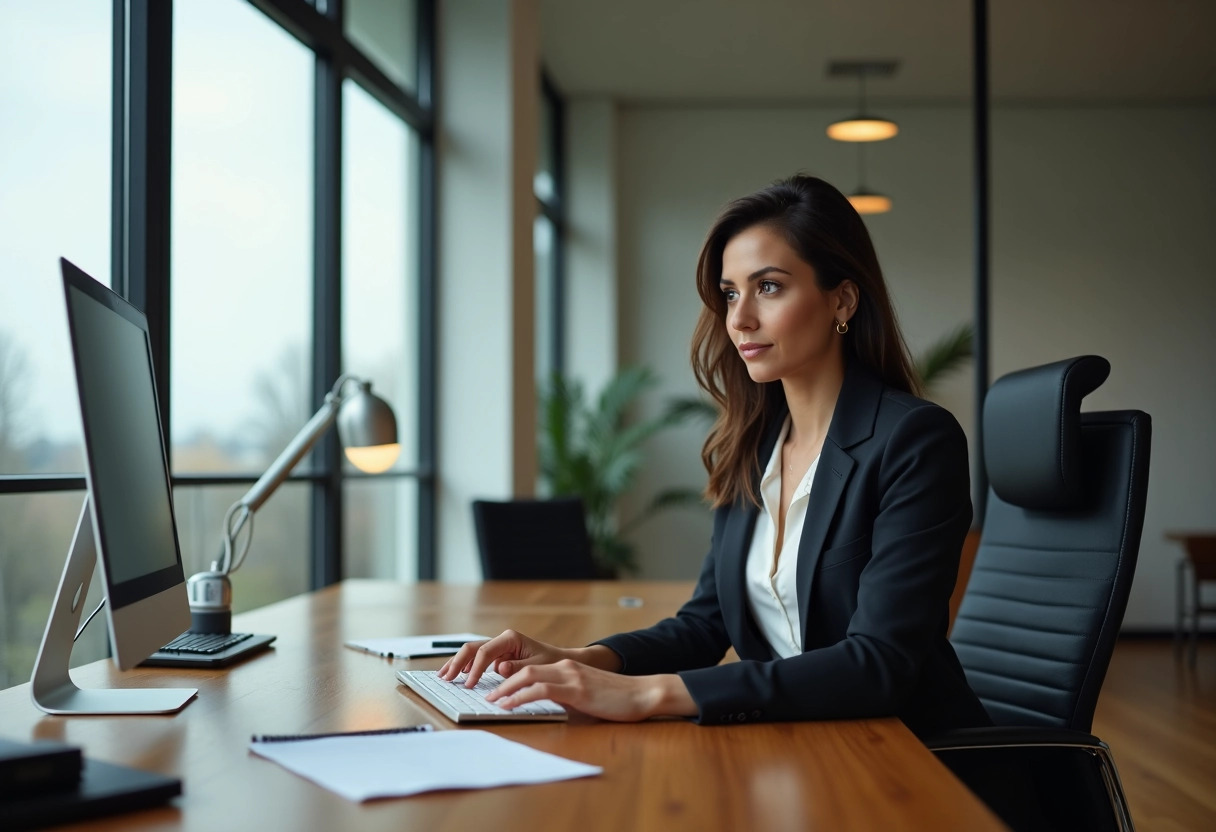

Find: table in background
0;580;1004;831
1167;532;1216;665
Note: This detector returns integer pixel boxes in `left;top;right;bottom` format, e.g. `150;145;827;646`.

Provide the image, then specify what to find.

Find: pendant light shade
847;143;892;215
827;116;899;142
848;190;893;215
826;61;899;143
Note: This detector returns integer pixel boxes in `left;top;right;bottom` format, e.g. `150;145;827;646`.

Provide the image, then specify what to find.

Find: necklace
783;426;824;475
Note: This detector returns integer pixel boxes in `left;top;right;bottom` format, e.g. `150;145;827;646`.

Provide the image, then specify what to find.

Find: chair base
929;730;1134;832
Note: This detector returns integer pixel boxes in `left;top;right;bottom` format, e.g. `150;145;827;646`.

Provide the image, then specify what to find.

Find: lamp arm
329;372;366;400
240;396;340;514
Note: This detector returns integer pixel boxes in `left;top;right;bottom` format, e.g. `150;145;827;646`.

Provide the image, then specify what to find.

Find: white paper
251;730;602;801
344;632;491;659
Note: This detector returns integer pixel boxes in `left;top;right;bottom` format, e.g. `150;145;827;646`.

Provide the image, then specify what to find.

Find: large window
0;0;435;688
341;78;421;579
171;0;316;609
0;0;113;688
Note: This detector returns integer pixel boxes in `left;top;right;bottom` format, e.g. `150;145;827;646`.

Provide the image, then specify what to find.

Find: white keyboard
395;669;568;723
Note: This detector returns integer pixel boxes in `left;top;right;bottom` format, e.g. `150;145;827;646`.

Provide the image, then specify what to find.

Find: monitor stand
30;498;197;715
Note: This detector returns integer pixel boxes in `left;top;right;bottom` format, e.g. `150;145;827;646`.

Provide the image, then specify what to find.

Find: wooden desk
0;580;1004;831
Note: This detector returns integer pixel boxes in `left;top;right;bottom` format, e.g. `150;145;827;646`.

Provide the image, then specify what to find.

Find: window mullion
120;0;175;451
312;51;343;590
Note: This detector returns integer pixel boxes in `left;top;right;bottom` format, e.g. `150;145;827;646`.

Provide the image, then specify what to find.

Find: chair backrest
951;356;1151;732
471;497;599;580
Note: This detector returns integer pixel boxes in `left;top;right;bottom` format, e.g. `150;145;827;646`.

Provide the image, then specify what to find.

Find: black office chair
928;356;1151;832
471;497;600;580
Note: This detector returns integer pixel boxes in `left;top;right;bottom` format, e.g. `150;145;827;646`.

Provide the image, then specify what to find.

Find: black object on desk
0;738;81;798
1;743;180;831
141;631;276;668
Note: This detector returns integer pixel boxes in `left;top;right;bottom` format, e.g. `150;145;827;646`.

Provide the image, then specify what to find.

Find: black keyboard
158;632;254;655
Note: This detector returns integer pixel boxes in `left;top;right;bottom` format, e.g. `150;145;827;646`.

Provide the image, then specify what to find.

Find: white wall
436;0;538;581
564;97;620;394
577;101;1216;628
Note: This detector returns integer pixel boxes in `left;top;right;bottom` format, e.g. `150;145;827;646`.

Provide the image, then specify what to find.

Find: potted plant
537;366;705;575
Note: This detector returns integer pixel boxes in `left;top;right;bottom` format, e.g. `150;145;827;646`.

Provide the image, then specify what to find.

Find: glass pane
173;483;311;613
344;478;417;581
341;79;419;471
534;214;555;384
171;0;314;474
345;0;417;93
0;492;108;690
0;1;110;475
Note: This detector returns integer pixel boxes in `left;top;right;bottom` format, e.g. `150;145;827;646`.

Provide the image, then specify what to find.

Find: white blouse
745;416;819;659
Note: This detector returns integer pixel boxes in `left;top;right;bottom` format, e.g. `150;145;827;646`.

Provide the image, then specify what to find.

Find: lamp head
337;381;400;473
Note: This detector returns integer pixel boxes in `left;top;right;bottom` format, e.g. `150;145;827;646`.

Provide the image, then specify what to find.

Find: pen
431;640;470;648
251;724;433;743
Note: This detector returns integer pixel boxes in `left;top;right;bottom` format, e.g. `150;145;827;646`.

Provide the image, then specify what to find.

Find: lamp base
189;609;232;635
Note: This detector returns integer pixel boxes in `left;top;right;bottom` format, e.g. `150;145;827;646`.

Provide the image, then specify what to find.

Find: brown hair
691;174;920;508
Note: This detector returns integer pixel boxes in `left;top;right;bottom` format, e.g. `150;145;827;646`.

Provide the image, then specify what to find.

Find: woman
440;175;990;737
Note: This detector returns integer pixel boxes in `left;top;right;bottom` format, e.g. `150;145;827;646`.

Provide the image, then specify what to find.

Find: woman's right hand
437;629;571;687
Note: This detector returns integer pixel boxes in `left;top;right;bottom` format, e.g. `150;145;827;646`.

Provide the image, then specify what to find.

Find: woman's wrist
647;674;698;719
570;644;623;672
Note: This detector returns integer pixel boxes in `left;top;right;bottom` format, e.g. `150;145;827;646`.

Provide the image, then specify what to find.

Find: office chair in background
929;356;1150;832
471;497;599;580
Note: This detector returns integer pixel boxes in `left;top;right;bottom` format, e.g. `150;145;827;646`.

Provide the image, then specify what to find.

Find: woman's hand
484;660;697;723
437;629;572;685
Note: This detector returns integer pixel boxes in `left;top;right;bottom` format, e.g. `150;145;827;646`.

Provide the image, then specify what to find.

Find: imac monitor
30;258;196;715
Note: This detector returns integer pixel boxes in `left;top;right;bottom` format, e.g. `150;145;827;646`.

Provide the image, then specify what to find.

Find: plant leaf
619;487;705;535
916;323;974;393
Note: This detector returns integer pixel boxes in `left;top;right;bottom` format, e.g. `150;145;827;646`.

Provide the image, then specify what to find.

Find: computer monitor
30;258;196;715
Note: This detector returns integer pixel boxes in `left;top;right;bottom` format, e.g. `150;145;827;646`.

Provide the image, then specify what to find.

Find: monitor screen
64;264;185;609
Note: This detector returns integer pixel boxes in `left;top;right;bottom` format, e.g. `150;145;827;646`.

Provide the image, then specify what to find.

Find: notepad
344;632;491;659
250;729;601;801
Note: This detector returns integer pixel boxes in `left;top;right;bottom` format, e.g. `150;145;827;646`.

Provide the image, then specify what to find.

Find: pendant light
826;61;899;142
847;143;892;215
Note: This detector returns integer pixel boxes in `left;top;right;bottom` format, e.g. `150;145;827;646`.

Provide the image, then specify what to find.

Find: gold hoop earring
835;320;849;335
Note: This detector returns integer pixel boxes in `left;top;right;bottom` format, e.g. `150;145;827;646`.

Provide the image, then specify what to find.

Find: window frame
536;70;566;379
0;0;438;583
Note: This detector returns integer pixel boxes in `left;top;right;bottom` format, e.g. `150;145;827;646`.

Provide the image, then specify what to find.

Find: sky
0;0;417;468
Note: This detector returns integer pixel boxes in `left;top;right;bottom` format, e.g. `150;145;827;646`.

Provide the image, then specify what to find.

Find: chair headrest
983;355;1110;510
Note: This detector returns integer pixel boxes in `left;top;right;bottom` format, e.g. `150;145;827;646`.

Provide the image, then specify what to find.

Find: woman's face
719;224;855;386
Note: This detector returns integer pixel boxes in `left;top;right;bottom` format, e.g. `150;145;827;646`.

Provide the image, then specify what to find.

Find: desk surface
0;580;1003;831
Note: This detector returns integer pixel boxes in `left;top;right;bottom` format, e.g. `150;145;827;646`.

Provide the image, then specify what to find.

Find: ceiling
539;0;1216;104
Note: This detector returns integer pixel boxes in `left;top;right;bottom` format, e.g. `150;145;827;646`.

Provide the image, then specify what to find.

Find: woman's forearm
570;646;698;719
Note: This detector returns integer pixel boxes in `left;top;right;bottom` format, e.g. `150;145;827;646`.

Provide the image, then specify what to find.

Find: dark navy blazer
597;363;991;737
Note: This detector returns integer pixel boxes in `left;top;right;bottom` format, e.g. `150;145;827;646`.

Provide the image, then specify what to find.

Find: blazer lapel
719;414;784;660
795;443;855;627
795;363;883;631
717;496;761;654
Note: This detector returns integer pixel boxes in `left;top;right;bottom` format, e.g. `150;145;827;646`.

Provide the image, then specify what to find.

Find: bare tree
245;344;311;466
0;331;30;474
0;331;30;685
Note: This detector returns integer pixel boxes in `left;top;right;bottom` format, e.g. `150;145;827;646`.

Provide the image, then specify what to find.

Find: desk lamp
186;374;399;634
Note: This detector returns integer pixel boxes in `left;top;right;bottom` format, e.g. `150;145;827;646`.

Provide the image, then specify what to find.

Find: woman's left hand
484;659;697;722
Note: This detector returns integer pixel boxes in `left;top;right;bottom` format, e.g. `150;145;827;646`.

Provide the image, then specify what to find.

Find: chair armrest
924;725;1104;752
